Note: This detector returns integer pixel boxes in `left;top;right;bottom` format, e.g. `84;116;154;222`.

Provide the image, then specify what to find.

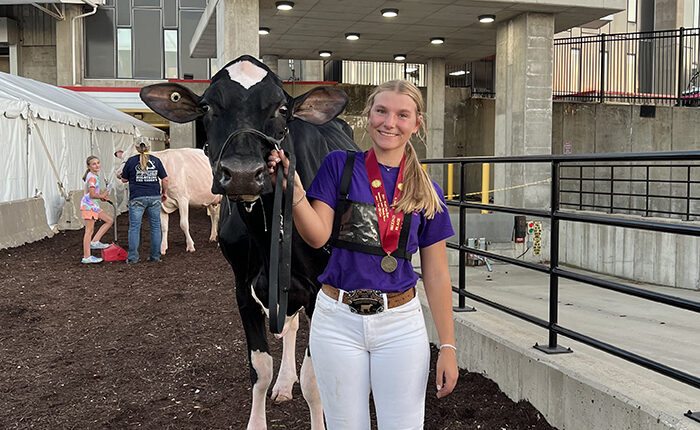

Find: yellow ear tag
371;179;382;188
397;183;403;191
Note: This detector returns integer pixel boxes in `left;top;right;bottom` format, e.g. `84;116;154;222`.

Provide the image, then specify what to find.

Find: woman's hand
435;347;458;399
268;149;303;195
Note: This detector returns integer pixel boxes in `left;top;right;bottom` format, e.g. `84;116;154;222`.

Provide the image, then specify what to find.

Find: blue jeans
127;195;162;263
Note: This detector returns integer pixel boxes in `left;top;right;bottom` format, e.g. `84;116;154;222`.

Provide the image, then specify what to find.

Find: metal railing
560;163;700;221
554;28;700;106
421;151;700;391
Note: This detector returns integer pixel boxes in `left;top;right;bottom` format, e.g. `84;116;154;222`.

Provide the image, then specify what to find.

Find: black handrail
423;151;700;390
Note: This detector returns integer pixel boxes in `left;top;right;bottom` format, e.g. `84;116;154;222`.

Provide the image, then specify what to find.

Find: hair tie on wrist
439;344;456;352
292;190;306;207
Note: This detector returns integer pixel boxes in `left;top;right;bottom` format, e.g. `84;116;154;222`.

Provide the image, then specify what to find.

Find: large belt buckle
346;289;384;315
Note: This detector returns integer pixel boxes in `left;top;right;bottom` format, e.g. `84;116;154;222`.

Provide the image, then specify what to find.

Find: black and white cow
140;56;359;429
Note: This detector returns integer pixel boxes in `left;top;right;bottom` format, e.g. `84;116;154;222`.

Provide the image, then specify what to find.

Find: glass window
133;9;162;78
180;0;206;8
627;0;636;22
116;0;131;26
180;10;209;79
117;29;132;78
164;30;178;79
164;0;177;27
134;0;160;7
85;8;116;78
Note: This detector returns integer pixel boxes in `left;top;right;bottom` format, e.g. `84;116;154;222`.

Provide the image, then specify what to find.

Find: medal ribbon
365;148;405;257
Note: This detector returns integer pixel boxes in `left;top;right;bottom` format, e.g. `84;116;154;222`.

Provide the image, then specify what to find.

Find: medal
365;148;405;274
381;254;398;273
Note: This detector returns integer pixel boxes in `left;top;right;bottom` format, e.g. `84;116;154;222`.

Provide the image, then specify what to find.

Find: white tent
0;71;165;227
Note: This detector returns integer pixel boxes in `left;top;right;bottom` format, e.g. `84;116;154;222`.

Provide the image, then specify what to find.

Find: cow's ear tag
170;92;182;103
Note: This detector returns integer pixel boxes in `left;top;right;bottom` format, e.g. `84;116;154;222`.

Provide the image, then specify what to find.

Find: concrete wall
561;213;700;290
0;197;54;249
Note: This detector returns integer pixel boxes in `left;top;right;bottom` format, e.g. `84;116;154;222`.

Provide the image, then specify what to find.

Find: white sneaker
90;241;110;250
81;255;103;264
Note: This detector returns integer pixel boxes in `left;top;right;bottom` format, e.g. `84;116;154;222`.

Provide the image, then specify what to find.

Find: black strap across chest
329;151;413;260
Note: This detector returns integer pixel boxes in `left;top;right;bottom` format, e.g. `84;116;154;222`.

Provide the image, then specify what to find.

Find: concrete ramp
0;197;54;249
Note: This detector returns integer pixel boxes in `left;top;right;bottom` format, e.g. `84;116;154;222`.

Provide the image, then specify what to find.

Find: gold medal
380;254;398;273
371;179;382;188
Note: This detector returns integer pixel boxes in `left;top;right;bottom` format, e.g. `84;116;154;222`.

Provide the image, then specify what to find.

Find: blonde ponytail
136;141;149;171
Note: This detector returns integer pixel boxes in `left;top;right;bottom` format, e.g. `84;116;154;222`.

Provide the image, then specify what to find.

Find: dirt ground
0;208;556;429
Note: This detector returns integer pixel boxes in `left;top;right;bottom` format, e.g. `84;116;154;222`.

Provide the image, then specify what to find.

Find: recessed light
449;70;466;76
478;14;495;23
430;37;444;45
275;1;294;11
394;54;406;61
345;33;360;41
319;51;332;58
381;8;398;18
259;27;270;35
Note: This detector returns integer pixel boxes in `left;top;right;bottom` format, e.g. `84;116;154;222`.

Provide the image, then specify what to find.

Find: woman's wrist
292;190;306;207
439;343;456;353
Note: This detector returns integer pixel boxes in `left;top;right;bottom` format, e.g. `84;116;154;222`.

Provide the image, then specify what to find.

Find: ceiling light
275;1;294;11
478;14;495;23
259;27;270;35
394;54;406;61
345;33;360;41
449;70;466;76
319;51;332;58
430;37;444;45
381;8;398;18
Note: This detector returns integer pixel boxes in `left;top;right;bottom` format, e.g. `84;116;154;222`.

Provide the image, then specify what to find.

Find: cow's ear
140;83;204;123
291;87;348;125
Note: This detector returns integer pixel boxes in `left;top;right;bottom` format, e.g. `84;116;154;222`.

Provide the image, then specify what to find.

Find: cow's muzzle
215;156;269;200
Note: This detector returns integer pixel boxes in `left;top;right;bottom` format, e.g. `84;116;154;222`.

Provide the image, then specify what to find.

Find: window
117;29;132;78
627;0;636;22
164;30;178;78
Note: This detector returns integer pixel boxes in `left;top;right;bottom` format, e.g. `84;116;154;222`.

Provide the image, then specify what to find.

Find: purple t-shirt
306;150;454;293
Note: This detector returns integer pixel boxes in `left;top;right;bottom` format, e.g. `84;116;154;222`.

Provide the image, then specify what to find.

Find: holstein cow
116;147;221;254
139;55;359;429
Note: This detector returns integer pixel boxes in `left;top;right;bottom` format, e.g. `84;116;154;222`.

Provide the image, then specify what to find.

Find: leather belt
321;284;416;315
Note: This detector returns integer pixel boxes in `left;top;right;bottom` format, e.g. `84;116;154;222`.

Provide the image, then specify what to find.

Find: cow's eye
279;105;288;116
200;104;210;113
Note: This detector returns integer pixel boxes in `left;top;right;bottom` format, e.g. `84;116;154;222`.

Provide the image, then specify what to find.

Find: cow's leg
177;201;196;252
270;313;299;403
160;210;169;255
207;204;220;242
249;349;273;430
300;348;325;430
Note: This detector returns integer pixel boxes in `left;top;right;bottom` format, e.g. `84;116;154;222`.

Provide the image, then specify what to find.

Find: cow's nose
216;157;268;198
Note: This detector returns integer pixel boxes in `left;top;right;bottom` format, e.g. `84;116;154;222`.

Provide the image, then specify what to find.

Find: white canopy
0;71;165;226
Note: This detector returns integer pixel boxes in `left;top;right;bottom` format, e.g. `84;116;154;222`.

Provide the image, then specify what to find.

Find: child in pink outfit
80;156;114;263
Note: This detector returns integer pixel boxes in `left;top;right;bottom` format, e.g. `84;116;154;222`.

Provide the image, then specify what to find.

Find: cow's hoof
270;391;293;403
209;237;217;242
186;248;196;253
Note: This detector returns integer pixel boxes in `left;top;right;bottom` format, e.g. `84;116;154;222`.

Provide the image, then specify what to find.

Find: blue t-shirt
306;150;455;293
122;154;167;199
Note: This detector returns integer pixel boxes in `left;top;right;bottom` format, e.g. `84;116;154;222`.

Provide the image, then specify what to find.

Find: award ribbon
365;148;405;273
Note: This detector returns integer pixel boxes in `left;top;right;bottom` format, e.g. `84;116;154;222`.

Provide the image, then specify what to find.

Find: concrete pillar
426;57;445;184
302;60;324;81
494;13;554;210
216;0;259;69
262;54;279;75
55;5;83;86
654;0;684;30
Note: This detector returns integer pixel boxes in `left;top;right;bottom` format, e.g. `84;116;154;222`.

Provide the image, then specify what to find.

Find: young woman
269;80;458;429
119;140;168;264
80;156;114;264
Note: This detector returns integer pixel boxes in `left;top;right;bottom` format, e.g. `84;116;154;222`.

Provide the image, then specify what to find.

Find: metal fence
421;151;700;392
340;61;425;87
446;59;495;97
560;162;700;221
554;28;700;106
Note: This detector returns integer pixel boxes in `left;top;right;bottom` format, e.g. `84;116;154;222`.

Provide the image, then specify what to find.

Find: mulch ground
0;208;556;429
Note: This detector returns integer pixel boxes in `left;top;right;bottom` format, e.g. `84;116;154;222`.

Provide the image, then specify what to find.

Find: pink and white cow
116;146;221;254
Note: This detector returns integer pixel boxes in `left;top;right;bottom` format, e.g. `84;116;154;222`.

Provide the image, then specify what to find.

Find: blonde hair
362;80;444;218
136;140;150;171
83;155;99;181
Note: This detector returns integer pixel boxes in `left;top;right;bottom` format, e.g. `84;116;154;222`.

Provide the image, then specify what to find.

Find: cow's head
140;55;348;201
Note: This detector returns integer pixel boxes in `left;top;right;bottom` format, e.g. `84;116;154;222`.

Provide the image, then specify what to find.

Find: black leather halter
215;126;294;334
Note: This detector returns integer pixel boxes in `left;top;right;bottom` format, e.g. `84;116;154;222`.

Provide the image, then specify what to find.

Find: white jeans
309;289;430;430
